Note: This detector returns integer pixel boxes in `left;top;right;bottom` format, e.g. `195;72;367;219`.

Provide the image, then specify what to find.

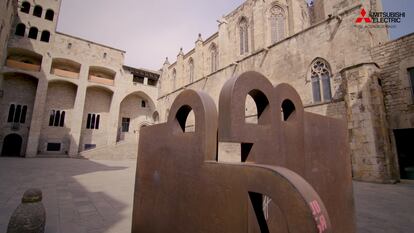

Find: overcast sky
57;0;414;71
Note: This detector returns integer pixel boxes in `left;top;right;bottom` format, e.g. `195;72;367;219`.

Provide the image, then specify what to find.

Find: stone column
25;78;48;157
107;90;121;146
343;63;395;182
68;65;88;156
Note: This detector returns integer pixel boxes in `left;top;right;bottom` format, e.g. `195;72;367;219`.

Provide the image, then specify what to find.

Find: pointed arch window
189;58;194;83
28;27;38;39
239;17;249;55
270;5;286;43
172;68;176;90
310;58;332;103
210;44;218;72
21;2;30;14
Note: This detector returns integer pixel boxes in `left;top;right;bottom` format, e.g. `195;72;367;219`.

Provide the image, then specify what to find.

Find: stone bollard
7;188;46;233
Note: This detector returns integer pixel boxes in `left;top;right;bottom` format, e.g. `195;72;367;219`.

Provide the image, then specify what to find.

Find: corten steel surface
132;71;355;233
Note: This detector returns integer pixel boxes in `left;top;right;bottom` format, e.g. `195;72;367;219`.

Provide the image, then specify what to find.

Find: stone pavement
354;180;414;233
0;157;413;233
0;158;135;233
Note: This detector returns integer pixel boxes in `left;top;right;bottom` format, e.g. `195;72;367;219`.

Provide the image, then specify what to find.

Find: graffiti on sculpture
132;71;355;233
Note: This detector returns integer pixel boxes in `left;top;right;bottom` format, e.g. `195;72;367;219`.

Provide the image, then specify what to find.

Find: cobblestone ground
0;157;413;233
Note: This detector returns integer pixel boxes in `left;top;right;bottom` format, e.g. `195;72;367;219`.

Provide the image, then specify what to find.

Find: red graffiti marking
309;200;328;233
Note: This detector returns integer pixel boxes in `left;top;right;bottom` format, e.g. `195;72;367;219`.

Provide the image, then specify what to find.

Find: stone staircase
79;141;138;160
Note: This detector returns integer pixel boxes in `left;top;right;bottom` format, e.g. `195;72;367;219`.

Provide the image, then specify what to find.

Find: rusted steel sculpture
132;71;355;233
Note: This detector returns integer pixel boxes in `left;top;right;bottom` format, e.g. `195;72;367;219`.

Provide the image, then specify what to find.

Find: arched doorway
1;134;23;157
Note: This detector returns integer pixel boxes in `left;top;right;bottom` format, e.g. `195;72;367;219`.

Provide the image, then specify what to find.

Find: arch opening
40;31;50;43
6;48;42;72
15;23;25;36
51;58;81;79
28;27;38;40
21;2;30;13
33;5;42;17
1;134;22;157
176;105;195;132
245;89;269;124
45;9;54;21
88;66;116;86
281;99;295;121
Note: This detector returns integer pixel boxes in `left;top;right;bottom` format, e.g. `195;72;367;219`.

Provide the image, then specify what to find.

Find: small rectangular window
133;75;145;84
122;118;130;132
47;143;61;151
86;114;91;129
84;144;96;150
14;105;21;123
7;104;15;122
141;100;146;108
95;115;100;129
20;106;27;123
409;68;414;102
148;79;157;86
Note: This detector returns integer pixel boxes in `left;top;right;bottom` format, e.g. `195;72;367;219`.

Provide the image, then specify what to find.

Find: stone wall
158;1;396;182
0;0;17;88
0;0;159;158
371;33;414;179
342;63;394;182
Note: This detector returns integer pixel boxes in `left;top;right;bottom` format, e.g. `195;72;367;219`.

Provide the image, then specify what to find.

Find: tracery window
239;17;249;55
310;58;332;103
270;5;286;43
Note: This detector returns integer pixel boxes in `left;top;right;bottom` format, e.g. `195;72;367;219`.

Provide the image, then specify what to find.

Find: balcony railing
51;68;79;79
6;59;41;72
88;75;114;86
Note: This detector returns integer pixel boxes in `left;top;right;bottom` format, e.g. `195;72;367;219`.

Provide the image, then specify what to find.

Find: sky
57;0;414;71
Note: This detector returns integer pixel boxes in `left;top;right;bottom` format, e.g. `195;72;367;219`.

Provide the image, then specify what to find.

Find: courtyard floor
0;157;413;233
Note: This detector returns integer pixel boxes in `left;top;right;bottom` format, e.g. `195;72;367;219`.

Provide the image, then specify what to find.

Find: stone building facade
1;0;413;183
0;0;159;159
157;0;413;182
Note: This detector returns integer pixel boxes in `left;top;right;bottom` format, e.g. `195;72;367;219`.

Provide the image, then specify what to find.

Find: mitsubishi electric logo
356;8;372;23
354;7;406;29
